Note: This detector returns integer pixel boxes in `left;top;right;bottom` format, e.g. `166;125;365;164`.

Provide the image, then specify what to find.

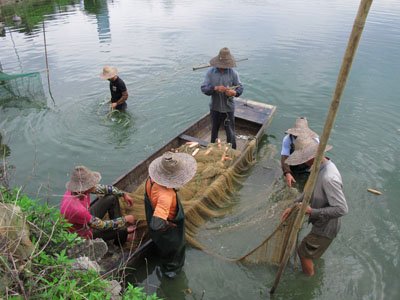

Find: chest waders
144;179;186;276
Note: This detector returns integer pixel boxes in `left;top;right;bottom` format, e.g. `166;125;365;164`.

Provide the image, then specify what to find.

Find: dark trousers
115;102;127;111
210;110;237;149
89;195;127;245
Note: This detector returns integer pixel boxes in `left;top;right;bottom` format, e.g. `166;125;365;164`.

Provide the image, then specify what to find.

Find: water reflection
0;24;5;37
83;0;111;43
0;0;80;34
0;132;12;188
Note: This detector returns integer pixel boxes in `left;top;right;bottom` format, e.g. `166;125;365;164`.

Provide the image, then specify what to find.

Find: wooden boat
99;97;276;273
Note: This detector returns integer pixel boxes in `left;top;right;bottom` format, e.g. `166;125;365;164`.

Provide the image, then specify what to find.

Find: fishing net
0;71;46;107
120;141;254;246
237;206;299;265
120;141;300;266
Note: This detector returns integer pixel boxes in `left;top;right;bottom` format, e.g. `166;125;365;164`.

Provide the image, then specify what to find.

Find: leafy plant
123;284;160;300
0;188;160;300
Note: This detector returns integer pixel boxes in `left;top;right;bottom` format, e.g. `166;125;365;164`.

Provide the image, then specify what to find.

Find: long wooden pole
192;58;248;71
270;0;373;294
43;21;56;106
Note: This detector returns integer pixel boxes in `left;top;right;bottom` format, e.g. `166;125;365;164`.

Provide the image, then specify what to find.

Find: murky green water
1;0;399;299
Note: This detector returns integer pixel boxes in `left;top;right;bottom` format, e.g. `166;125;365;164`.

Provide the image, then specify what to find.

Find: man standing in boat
100;66;129;110
201;47;243;149
145;152;197;278
281;137;348;276
281;117;319;188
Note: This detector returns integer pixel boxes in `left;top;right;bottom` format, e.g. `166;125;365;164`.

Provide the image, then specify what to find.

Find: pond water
1;0;399;299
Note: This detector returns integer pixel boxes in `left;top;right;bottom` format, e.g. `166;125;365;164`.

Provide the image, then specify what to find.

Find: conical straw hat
100;66;118;80
66;166;101;192
286;117;318;138
149;152;197;188
209;47;237;69
285;137;332;166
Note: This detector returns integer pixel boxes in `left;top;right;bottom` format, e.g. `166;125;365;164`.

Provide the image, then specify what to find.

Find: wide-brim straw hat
66;166;101;192
285;137;332;166
209;47;237;69
286;117;318;138
149;152;197;188
100;66;118;80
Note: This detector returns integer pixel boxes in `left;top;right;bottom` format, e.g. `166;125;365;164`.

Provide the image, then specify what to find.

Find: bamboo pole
192;58;248;71
43;21;56;106
269;0;373;294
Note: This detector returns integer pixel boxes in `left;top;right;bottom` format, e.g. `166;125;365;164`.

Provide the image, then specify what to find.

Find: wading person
201;47;244;149
281;117;319;188
100;66;129;110
60;166;136;246
281;137;348;276
145;151;197;278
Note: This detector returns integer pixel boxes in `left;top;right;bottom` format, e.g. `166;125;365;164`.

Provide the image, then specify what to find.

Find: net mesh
120;140;299;265
0;71;46;106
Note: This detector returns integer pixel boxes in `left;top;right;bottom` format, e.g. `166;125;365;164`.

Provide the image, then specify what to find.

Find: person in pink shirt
60;165;135;246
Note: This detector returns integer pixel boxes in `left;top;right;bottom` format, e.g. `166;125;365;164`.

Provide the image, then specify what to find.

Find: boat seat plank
235;98;275;125
179;134;209;147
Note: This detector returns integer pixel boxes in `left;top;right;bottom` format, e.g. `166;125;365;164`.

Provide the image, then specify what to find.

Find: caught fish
192;148;200;156
367;188;382;195
187;142;199;148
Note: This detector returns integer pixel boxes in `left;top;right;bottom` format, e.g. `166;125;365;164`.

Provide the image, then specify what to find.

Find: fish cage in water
0;71;47;107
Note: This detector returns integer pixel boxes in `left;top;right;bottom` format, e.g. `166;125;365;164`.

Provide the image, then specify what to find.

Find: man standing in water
145;151;197;278
281;137;348;276
201;47;243;149
100;66;128;110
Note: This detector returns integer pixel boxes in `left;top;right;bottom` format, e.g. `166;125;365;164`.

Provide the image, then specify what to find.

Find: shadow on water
127;255;192;300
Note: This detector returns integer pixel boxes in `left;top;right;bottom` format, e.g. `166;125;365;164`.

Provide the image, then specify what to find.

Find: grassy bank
0;187;159;300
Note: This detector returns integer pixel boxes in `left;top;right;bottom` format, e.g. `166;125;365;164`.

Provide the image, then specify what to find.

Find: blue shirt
201;68;243;113
281;134;320;156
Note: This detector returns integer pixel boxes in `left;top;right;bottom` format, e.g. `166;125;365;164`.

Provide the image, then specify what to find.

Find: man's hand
295;203;312;215
281;207;292;222
225;89;237;97
124;214;135;224
285;173;296;187
214;85;227;93
111;102;118;109
123;193;133;206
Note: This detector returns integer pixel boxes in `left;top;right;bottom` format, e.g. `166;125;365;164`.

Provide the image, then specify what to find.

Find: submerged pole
43;21;56;106
270;0;373;294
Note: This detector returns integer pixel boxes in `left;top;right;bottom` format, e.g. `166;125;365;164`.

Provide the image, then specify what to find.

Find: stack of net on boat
120;140;300;266
0;71;46;107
